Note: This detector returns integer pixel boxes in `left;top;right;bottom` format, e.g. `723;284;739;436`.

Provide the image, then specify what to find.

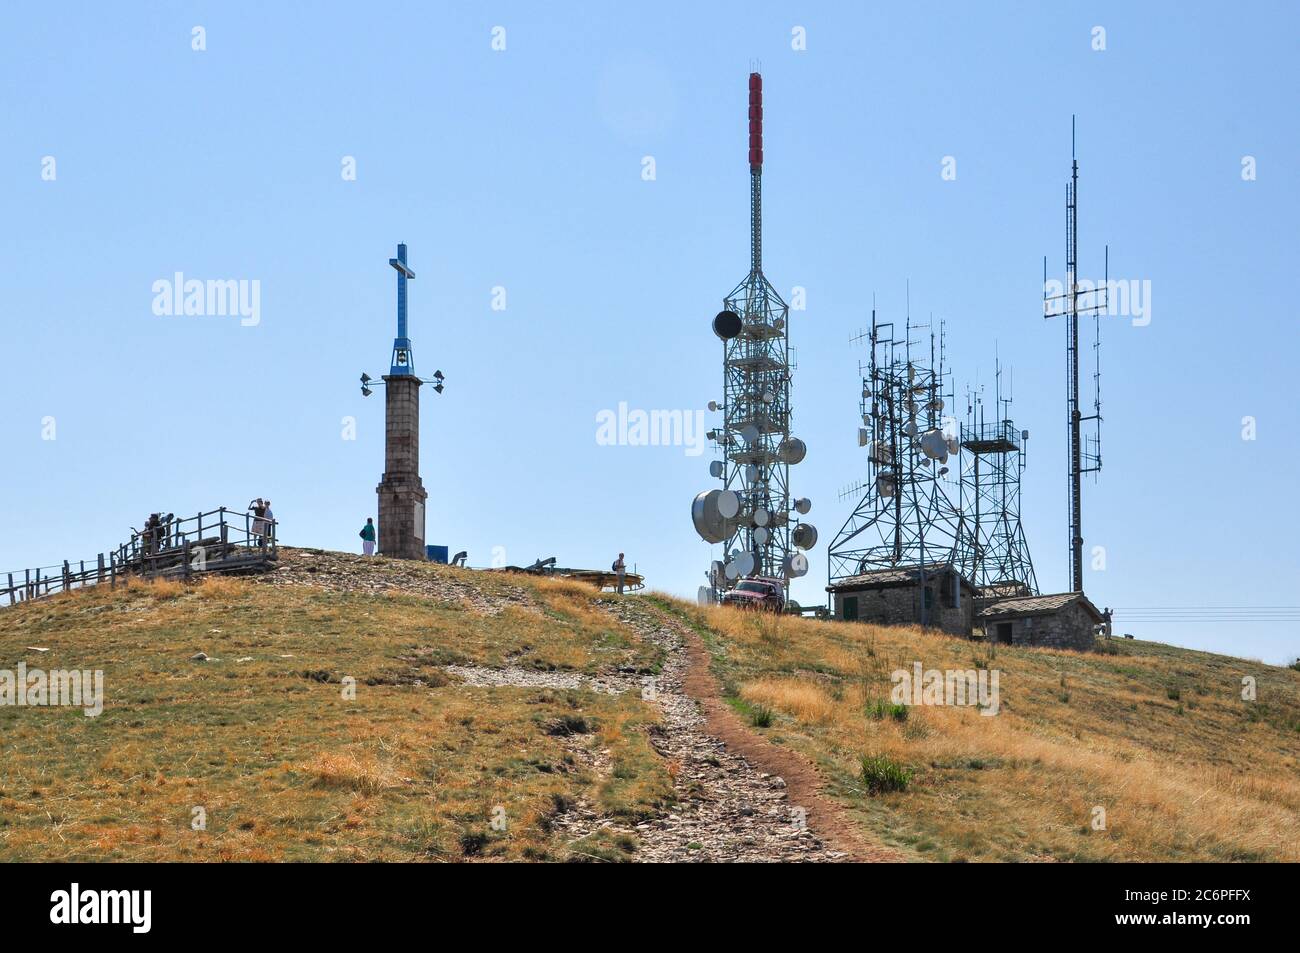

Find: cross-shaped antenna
389;242;416;375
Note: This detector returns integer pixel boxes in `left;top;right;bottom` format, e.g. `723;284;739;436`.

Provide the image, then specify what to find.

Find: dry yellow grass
304;751;400;796
660;598;1300;862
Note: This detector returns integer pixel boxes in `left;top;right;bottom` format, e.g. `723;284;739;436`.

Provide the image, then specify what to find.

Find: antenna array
827;306;970;615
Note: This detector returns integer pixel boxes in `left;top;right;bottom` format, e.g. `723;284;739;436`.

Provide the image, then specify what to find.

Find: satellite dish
877;474;895;498
717;489;740;519
1022;429;1030;441
902;420;918;437
711;560;725;579
945;436;960;455
785;553;809;577
862;388;871;399
792;523;818;550
692;489;739;543
697;586;714;606
762;389;775;403
709;460;724;478
753;526;769;545
778;437;807;465
921;430;947;460
741;424;761;445
929;398;945;412
745;464;759;484
713;310;742;340
938;466;949;477
708;400;720;412
774;317;785;330
920;457;932;467
793;497;811;515
733;552;755;577
858;427;869;447
724;559;741;580
753;508;771;527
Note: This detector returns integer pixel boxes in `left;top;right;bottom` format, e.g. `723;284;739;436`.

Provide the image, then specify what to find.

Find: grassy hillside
658;598;1300;861
2;553;1296;862
0;567;671;861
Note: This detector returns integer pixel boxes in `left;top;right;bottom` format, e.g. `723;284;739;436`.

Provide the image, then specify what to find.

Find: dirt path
666;607;904;862
616;599;901;862
448;598;898;862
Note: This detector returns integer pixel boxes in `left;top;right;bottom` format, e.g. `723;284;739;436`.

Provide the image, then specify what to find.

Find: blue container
426;545;449;564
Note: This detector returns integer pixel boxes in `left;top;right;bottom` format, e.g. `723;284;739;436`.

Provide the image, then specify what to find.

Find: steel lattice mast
827;308;969;613
692;73;816;597
954;361;1039;596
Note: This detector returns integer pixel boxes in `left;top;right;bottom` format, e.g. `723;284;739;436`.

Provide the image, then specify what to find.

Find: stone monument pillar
377;374;427;558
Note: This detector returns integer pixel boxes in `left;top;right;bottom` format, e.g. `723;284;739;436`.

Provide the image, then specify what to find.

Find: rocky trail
443;599;883;862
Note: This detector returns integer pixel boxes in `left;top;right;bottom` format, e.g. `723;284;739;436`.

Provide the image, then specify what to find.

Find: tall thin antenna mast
1044;116;1106;593
692;73;816;598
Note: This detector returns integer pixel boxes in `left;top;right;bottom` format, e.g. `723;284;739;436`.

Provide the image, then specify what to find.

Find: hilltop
1;548;1296;862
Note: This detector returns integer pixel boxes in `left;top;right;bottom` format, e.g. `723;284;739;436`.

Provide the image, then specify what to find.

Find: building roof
976;581;1033;600
827;562;975;594
976;591;1104;623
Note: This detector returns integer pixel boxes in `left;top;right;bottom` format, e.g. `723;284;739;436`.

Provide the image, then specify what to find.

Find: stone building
826;563;976;637
975;591;1103;651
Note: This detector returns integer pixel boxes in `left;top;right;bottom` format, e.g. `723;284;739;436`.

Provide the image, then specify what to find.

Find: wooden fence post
6;573;13;606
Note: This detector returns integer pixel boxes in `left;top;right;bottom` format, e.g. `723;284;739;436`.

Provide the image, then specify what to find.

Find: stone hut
976;592;1104;651
826;563;976;637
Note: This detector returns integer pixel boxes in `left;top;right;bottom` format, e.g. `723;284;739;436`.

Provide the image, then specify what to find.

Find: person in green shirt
360;518;376;556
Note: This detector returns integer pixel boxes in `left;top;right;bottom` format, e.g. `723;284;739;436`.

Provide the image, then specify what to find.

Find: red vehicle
721;576;786;613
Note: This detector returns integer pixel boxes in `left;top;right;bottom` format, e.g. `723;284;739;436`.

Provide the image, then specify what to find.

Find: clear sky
3;2;1296;663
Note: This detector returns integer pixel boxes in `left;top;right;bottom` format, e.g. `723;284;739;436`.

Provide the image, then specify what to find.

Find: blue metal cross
389;242;416;375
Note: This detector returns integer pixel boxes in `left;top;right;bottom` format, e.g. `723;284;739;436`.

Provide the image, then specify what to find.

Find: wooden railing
2;507;278;606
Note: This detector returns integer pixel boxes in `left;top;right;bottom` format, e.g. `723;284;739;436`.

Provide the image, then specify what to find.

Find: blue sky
2;2;1296;663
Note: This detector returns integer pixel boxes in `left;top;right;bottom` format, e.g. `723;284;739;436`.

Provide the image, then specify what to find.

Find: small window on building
843;596;859;622
997;622;1013;644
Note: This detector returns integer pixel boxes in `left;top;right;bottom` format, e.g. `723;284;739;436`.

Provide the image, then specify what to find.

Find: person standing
262;500;275;546
248;498;266;546
360;518;376;556
613;552;627;595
